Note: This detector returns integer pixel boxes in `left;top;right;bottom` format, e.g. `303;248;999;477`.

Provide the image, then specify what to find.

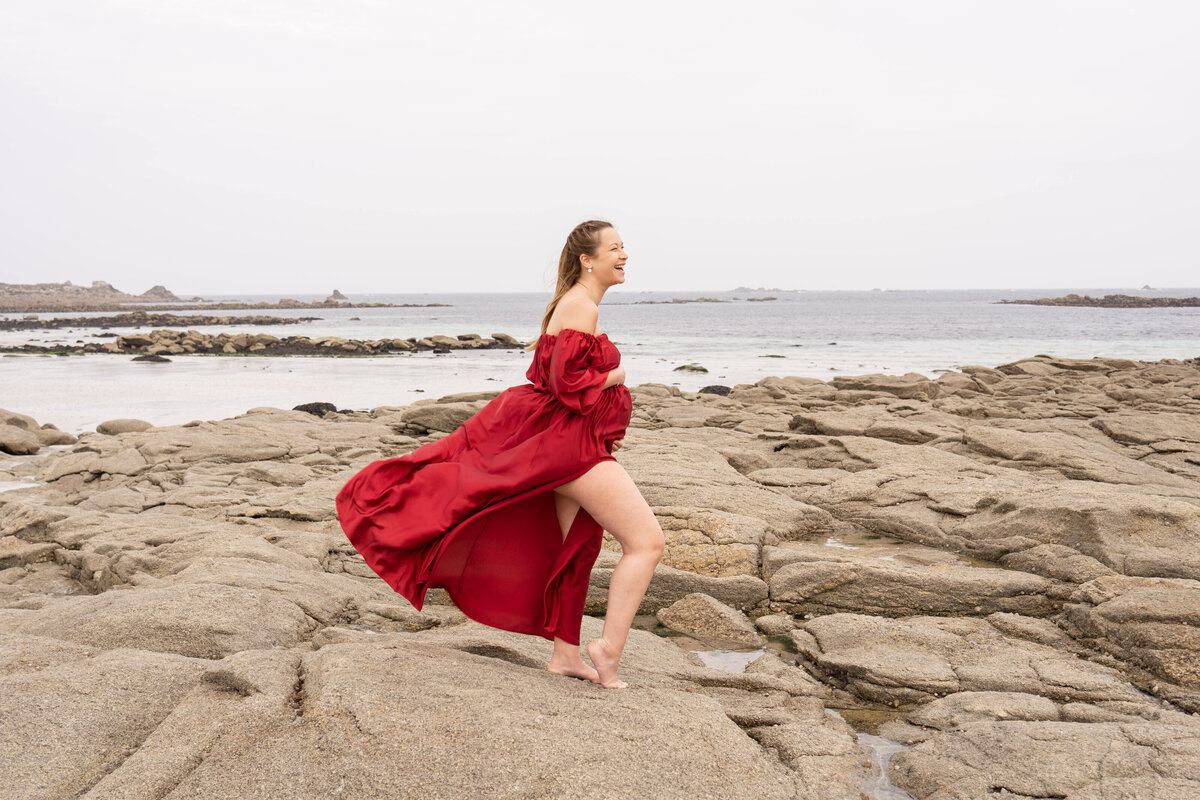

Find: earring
587;267;592;272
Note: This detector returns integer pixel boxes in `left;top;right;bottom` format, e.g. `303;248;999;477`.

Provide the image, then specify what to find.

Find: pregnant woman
335;220;665;689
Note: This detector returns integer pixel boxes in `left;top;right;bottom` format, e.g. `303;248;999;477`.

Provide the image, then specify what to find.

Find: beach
3;351;1200;798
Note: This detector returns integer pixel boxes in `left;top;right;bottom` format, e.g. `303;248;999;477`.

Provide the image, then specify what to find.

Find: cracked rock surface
2;353;1199;798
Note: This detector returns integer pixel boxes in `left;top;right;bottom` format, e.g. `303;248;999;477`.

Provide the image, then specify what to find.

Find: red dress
335;328;633;646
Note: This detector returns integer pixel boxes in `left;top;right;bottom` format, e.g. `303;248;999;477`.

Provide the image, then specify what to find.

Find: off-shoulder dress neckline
539;329;609;343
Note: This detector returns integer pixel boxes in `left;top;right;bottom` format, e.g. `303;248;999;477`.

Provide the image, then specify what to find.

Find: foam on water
825;537;859;549
0;477;40;493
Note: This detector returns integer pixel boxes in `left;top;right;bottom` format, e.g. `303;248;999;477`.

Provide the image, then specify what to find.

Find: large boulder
792;613;1149;708
766;542;1058;617
0;424;40;455
890;720;1200;800
656;593;764;646
96;418;153;435
0;409;39;431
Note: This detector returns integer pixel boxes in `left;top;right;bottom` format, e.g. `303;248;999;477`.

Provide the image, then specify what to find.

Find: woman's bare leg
553;460;665;688
545;492;601;683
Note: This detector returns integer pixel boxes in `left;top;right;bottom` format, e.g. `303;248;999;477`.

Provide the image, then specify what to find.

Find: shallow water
855;732;918;800
688;641;917;800
693;648;768;672
819;529;1007;570
632;614;916;800
5;287;1199;431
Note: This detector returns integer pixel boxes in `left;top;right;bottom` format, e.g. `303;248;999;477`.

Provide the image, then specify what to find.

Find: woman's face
584;227;627;285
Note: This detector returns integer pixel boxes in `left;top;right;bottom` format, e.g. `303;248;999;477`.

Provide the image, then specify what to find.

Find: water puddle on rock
822;529;1008;570
693;647;767;672
632;614;916;800
629;614;790;666
0;447;69;494
856;732;917;800
826;709;916;800
0;476;41;493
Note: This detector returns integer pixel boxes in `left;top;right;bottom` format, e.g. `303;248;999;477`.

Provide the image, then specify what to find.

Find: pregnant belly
591;385;632;450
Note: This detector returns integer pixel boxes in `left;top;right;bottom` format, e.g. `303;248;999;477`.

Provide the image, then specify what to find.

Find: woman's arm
602;364;626;389
553;298;624;390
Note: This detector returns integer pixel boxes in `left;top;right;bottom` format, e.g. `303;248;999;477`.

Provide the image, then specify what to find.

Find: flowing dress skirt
336;381;633;645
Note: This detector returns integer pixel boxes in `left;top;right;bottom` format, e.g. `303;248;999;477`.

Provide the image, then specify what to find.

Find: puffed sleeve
548;329;609;414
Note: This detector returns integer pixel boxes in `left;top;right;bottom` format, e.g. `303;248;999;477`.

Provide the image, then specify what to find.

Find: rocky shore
997;293;1200;308
0;312;317;332
2;353;1200;798
1;331;525;358
0;281;444;313
0;280;191;309
1;300;445;313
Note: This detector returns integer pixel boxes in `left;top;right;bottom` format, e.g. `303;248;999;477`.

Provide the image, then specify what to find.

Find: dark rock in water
699;385;732;396
0;312;316;332
674;364;709;373
997;293;1200;308
132;354;171;363
293;402;337;417
4;328;523;356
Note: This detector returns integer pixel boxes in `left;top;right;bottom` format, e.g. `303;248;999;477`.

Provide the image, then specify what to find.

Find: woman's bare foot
546;655;600;684
586;637;629;689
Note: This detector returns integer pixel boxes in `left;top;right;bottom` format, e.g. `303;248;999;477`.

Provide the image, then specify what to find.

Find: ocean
2;288;1198;433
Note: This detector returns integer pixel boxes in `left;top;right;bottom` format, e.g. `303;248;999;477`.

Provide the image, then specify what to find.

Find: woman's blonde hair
523;219;613;352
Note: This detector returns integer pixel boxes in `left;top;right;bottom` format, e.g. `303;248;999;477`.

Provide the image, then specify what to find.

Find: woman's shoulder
546;293;599;337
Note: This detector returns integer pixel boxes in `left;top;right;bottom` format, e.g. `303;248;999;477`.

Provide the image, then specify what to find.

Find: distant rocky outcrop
997;293;1200;308
0;280;199;312
0;282;423;313
622;296;777;305
732;286;797;292
628;297;729;305
137;284;181;302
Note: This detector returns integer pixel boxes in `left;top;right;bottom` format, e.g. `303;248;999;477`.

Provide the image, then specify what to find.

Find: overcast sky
1;1;1197;294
